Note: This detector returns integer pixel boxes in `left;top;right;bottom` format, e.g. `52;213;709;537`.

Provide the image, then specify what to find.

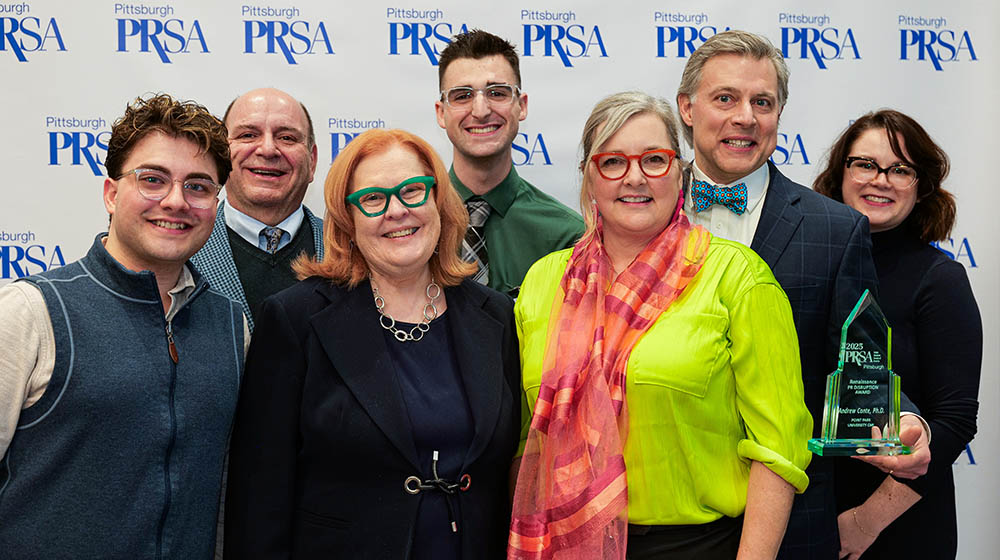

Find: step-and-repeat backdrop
2;0;996;555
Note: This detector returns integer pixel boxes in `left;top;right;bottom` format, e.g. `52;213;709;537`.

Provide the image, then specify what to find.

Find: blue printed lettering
116;18;209;63
900;29;976;71
522;24;607;67
781;27;861;69
0;16;65;62
48;131;111;176
244;20;333;64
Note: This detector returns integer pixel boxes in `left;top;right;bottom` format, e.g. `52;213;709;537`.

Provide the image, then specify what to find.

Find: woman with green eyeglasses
225;128;521;559
813;109;982;560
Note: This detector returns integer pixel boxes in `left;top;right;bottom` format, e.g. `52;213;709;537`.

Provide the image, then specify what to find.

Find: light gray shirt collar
224;199;305;252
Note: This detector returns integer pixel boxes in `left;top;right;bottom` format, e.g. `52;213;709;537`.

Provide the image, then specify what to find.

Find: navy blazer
751;163;878;559
224;277;520;559
190;204;324;332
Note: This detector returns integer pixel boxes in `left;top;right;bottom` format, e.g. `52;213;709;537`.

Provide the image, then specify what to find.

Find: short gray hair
579;91;683;234
676;30;789;146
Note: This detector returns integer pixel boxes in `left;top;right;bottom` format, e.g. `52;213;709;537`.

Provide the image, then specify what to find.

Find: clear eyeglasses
845;157;918;189
346;176;436;217
590;149;678;181
117;168;221;209
440;84;520;108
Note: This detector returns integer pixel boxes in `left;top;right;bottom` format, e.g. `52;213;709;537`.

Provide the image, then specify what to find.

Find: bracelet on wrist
853;508;878;538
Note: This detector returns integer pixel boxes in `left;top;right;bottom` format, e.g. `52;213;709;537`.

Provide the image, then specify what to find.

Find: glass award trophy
808;290;911;456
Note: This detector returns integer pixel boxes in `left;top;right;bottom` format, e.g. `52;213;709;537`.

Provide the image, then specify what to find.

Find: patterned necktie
690;179;749;215
262;226;285;254
461;199;491;285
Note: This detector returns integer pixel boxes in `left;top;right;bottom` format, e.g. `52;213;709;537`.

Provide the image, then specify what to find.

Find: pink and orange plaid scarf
509;203;711;559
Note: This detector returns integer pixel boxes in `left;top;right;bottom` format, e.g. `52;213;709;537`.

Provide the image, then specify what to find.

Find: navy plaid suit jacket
752;163;878;559
190;204;324;333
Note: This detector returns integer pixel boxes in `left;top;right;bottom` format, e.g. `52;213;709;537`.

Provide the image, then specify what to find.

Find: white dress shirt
223;199;305;252
684;161;769;246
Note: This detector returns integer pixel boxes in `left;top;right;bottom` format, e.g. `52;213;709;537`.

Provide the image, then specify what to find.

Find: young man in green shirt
435;30;584;298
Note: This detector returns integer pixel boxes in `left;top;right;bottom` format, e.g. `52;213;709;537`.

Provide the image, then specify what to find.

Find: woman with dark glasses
814;109;982;560
225;128;520;559
508;92;811;559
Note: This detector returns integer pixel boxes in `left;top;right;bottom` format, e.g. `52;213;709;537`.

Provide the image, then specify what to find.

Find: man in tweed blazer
675;31;930;559
191;88;324;332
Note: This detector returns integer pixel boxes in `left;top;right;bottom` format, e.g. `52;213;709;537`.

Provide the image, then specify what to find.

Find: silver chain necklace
372;279;441;342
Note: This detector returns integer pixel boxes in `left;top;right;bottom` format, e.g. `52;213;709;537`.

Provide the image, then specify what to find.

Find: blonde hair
578;91;684;239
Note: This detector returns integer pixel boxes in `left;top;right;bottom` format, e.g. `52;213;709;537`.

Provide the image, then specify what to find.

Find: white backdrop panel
1;1;995;556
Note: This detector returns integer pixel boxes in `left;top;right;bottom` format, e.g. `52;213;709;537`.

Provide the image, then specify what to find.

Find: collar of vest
83;233;207;304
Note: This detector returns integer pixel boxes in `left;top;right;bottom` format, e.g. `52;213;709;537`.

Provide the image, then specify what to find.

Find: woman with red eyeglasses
507;91;812;560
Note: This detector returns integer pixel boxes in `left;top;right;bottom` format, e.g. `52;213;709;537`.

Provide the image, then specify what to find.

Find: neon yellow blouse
515;238;812;525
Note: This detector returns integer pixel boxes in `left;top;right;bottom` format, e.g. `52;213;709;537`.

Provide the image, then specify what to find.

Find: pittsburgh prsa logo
0;3;67;62
329;116;386;161
778;13;860;69
654;12;729;58
521;10;607;68
242;5;333;65
47;115;110;177
898;15;977;71
0;230;66;280
115;3;209;63
386;8;467;66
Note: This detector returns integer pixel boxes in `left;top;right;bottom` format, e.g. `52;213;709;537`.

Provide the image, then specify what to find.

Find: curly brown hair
105;93;231;184
813;109;954;243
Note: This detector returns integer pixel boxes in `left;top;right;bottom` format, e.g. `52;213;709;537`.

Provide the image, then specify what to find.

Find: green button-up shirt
450;166;584;296
516;240;812;525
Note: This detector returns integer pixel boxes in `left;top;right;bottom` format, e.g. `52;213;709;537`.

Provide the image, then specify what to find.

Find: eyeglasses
440;84;521;108
845;157;918;189
346;176;436;217
589;149;678;181
117;168;221;209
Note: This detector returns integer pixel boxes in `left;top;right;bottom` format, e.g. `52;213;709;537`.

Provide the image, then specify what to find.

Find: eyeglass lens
595;151;675;180
847;159;917;188
445;85;516;107
132;169;218;208
357;182;429;213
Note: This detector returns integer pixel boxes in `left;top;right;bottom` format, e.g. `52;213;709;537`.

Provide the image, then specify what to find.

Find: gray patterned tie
262;226;285;254
461;199;491;285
